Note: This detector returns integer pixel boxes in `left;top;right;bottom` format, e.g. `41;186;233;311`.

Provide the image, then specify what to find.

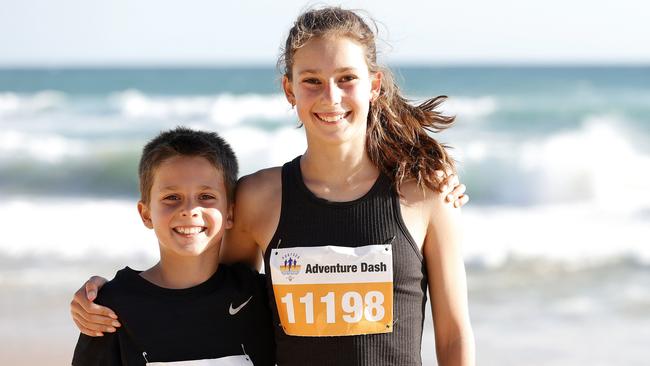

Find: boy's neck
140;247;220;289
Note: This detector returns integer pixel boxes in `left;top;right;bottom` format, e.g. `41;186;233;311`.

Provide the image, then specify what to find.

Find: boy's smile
138;155;233;259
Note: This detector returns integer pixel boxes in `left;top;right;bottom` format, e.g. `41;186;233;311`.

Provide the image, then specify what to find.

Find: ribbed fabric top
264;156;428;366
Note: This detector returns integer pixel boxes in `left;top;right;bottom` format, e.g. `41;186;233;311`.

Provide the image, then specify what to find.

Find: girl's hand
69;276;120;336
437;171;469;208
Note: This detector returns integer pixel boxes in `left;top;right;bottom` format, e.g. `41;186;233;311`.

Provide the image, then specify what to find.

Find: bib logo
279;252;301;281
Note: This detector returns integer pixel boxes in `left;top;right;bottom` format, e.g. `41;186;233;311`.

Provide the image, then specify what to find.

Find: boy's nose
180;203;200;217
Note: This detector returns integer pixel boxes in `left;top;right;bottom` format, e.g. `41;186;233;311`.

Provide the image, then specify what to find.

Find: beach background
1;1;649;365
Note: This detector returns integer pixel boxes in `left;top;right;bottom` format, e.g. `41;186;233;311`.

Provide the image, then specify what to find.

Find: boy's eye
199;194;216;200
302;78;321;85
339;75;357;82
163;195;180;201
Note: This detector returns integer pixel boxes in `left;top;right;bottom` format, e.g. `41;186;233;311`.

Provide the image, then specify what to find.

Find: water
1;66;649;365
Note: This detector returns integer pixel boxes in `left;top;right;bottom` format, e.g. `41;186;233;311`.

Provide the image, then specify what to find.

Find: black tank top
263;156;428;365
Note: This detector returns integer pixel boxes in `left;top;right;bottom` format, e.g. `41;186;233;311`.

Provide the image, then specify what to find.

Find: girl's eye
200;194;216;200
340;75;357;82
302;78;321;85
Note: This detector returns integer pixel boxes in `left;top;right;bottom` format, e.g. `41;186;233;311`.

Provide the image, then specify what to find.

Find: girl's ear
137;201;154;229
370;71;383;102
282;75;296;106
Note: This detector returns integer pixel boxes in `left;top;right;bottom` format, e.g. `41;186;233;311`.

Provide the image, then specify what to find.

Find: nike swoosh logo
229;296;253;315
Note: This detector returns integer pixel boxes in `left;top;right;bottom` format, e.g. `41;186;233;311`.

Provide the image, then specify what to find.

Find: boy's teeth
175;227;204;235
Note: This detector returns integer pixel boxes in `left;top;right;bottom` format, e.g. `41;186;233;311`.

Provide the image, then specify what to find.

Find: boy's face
137;155;233;258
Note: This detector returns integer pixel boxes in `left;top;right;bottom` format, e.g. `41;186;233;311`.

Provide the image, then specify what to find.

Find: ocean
1;66;649;365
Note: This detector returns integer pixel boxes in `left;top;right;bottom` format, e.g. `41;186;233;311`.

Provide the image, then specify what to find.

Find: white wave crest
439;96;497;119
455;115;650;207
0;130;86;162
463;203;650;269
519;115;650;206
0;91;67;116
113;90;291;126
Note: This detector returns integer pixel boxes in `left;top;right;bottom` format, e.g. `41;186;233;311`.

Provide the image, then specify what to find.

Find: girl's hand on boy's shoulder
70;276;121;337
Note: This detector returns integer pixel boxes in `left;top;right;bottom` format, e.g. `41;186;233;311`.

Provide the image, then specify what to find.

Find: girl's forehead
292;36;369;73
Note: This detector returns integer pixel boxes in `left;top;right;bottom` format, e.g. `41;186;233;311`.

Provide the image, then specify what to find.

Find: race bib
147;355;253;365
270;244;393;337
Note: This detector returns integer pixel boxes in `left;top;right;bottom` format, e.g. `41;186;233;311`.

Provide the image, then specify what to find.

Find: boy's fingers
446;184;466;202
454;194;469;208
439;173;457;194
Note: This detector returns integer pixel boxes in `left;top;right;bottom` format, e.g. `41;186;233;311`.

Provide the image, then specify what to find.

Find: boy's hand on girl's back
70;276;121;337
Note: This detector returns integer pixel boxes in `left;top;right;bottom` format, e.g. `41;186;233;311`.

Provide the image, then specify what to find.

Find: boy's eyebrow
297;67;358;75
160;185;218;191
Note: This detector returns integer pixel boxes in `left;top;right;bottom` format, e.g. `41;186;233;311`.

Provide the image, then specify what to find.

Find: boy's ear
370;71;383;102
137;201;154;229
282;75;296;106
224;204;234;230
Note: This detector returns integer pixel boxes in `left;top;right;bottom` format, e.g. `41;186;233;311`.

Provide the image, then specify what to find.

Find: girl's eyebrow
297;67;358;76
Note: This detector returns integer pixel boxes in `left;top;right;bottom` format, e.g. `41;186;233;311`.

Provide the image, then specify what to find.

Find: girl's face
283;36;381;147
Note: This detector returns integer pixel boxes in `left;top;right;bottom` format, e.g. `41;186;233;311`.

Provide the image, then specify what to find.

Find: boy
72;127;275;365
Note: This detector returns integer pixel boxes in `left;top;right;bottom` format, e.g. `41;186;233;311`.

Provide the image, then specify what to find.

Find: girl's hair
279;7;456;193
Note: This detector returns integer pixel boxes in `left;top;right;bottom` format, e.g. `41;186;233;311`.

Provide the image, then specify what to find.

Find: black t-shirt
72;264;275;365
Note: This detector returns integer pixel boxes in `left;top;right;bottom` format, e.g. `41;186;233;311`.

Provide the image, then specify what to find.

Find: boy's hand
436;170;469;208
70;276;120;336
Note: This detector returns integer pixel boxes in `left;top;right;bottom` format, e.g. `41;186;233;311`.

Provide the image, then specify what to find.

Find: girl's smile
283;36;381;146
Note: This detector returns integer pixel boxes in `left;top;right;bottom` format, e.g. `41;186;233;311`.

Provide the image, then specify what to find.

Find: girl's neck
300;143;379;201
302;143;377;182
140;248;220;289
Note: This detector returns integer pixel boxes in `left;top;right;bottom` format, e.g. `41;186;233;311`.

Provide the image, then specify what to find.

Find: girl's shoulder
398;178;447;207
237;166;282;199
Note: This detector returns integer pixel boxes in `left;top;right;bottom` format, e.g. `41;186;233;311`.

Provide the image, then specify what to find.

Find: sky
1;0;648;67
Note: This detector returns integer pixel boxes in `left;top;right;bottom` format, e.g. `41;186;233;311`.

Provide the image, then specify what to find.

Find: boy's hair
138;127;238;204
279;7;455;193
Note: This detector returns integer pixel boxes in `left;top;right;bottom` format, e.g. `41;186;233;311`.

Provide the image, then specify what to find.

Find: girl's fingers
84;276;108;302
71;300;120;327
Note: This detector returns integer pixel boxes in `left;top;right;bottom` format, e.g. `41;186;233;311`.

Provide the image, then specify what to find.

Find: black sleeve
72;331;121;365
247;273;276;366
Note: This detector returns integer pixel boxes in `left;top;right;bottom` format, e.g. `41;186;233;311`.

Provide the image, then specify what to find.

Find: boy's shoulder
93;267;141;309
219;263;266;291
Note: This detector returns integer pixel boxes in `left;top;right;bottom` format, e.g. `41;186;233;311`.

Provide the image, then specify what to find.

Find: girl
71;7;473;365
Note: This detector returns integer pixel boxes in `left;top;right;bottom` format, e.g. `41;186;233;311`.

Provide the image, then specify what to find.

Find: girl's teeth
317;113;346;122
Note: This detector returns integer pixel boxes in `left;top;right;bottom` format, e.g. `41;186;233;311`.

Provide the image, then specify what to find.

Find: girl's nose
322;81;342;104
